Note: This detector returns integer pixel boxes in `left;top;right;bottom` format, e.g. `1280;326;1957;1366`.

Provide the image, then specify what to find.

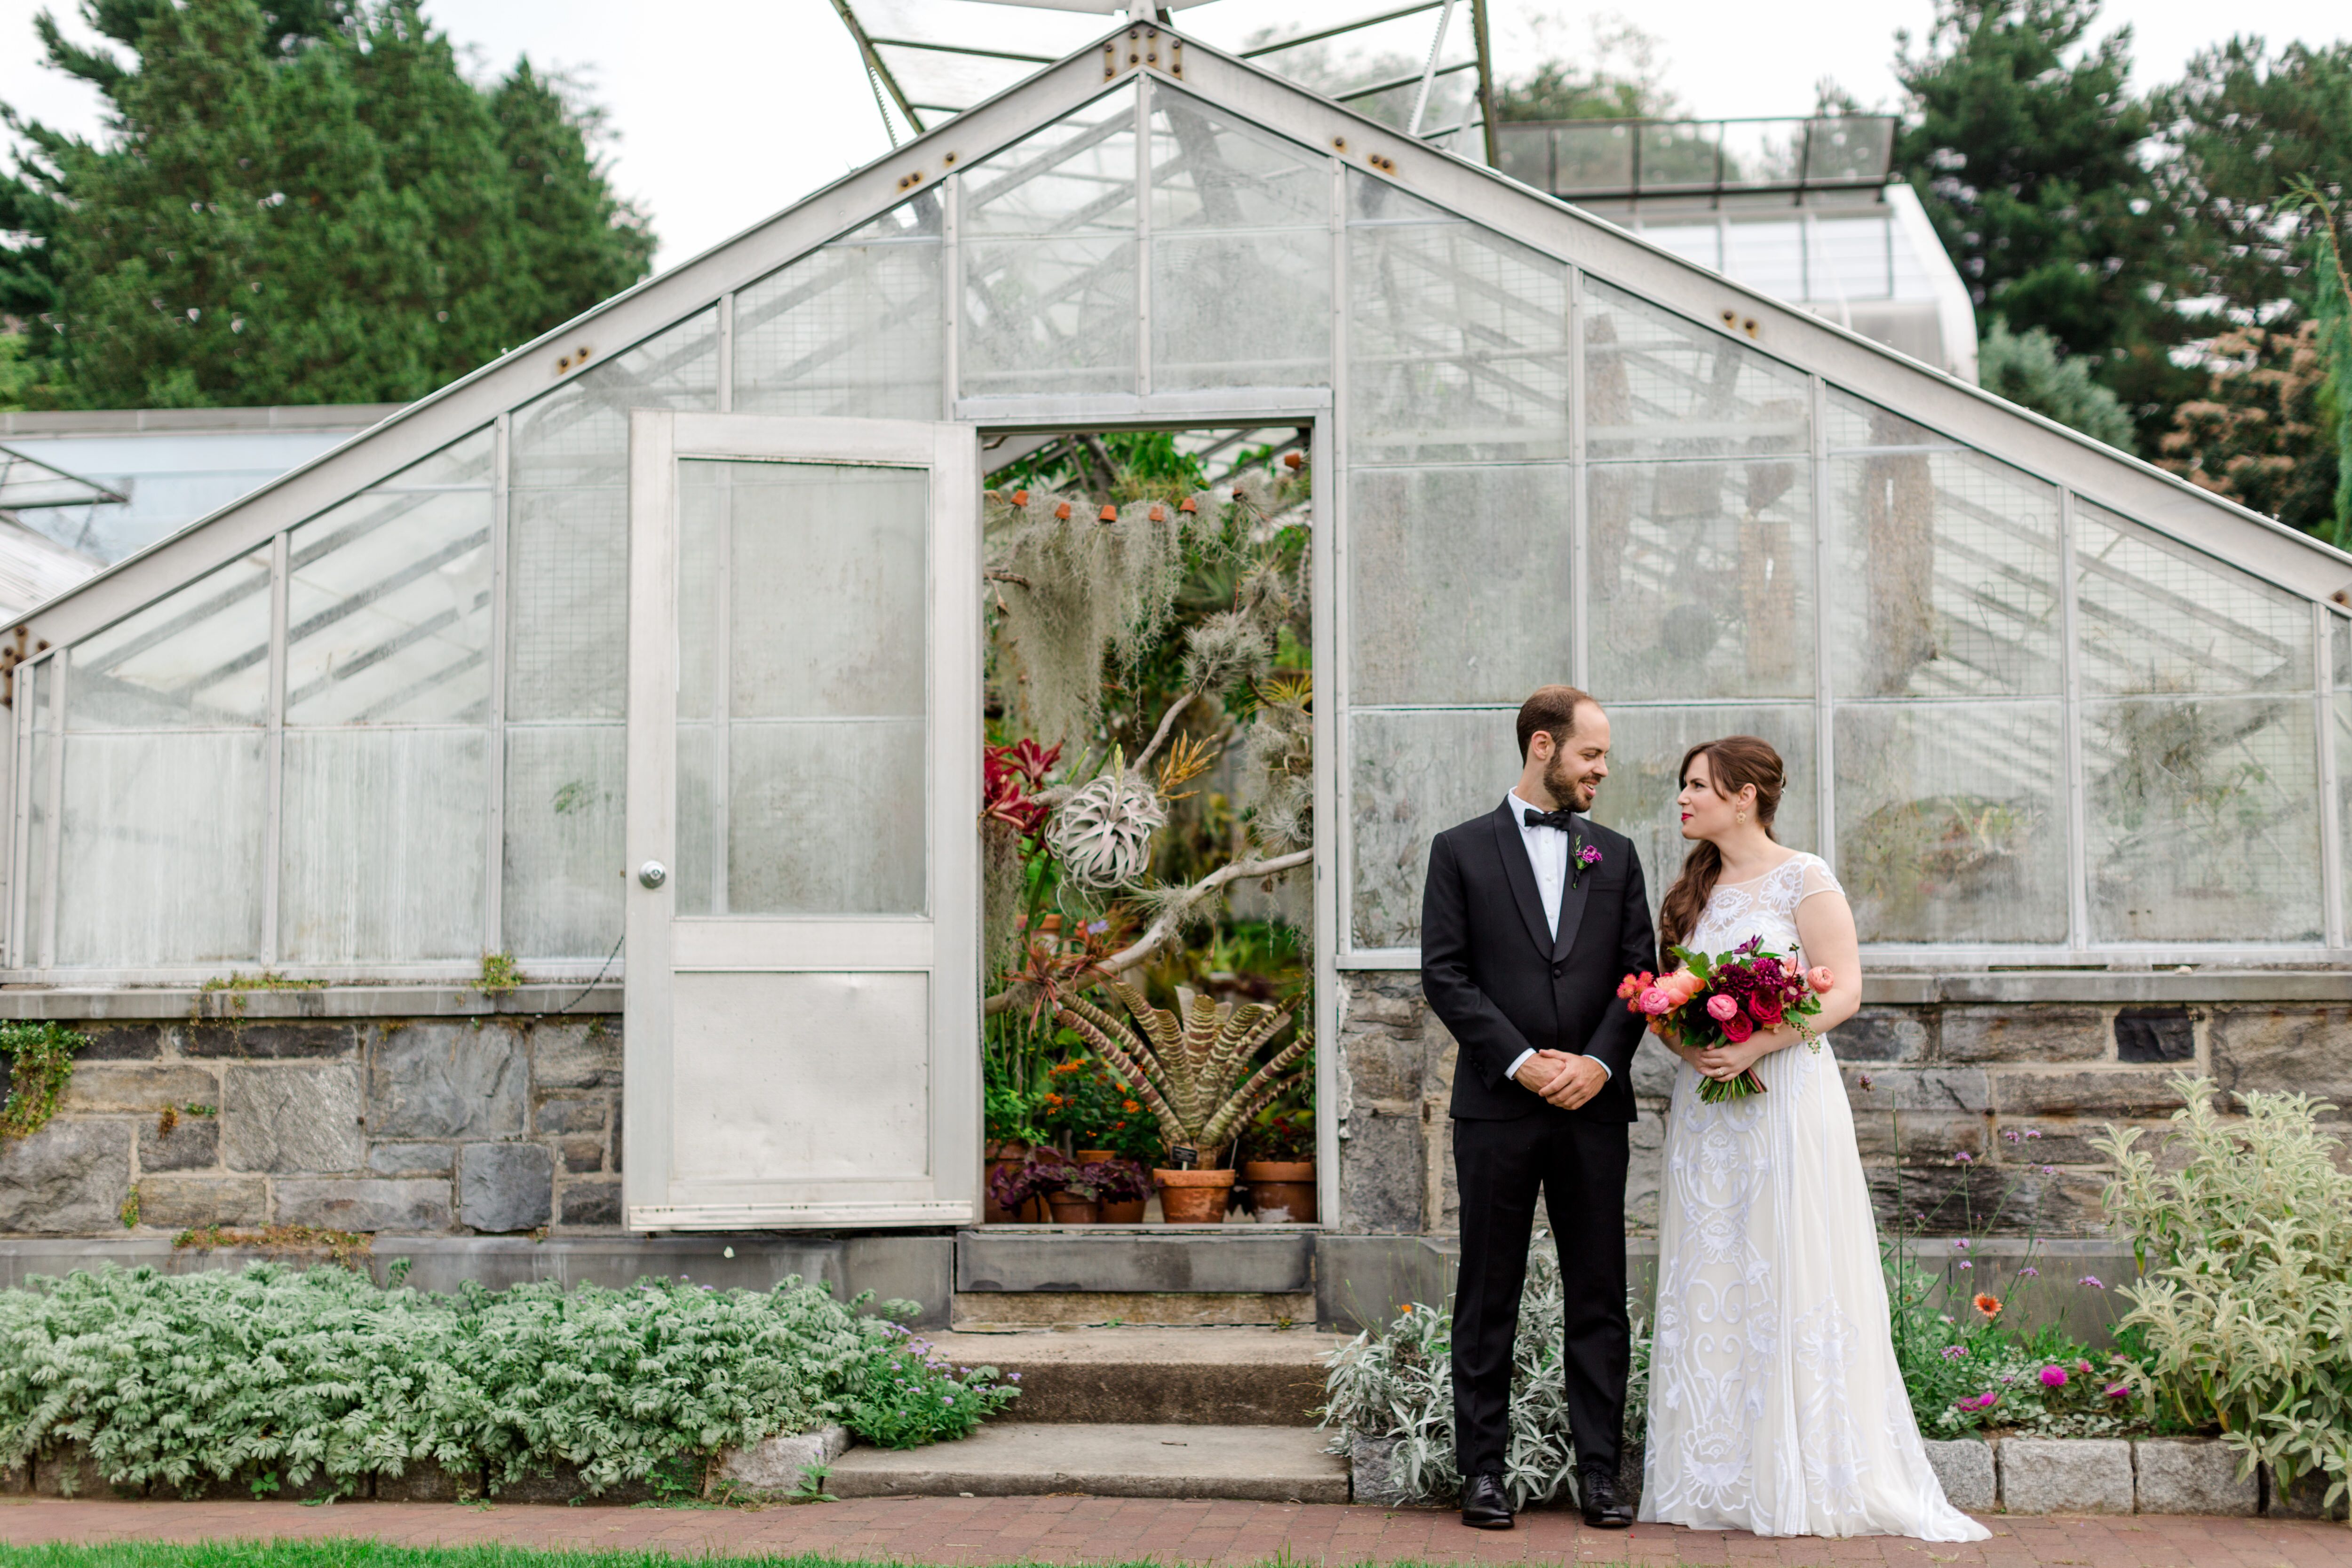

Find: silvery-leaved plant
2097;1075;2352;1514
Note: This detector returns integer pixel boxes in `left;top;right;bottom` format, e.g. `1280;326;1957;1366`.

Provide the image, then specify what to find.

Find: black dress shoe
1580;1470;1634;1528
1461;1472;1514;1529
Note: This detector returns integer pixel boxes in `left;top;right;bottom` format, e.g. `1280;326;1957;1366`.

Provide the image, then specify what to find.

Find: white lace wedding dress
1639;852;1987;1541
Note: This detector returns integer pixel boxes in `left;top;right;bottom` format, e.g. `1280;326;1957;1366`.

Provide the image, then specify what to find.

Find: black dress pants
1450;1109;1630;1480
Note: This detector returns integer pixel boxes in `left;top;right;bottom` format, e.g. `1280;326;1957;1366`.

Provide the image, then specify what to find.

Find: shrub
0;1263;1014;1496
1318;1234;1650;1509
0;1022;89;1142
2098;1075;2352;1510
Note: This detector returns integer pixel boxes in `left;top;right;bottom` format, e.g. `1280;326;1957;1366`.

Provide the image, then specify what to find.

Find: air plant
1055;979;1307;1166
1044;749;1166;891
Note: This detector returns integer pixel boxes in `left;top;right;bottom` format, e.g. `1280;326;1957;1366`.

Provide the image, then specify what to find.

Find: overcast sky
1;0;2343;272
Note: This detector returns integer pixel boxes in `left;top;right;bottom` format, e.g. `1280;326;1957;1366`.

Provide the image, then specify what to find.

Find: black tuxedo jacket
1419;802;1655;1122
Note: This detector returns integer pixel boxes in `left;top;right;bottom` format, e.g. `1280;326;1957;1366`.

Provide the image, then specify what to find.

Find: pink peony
1639;987;1674;1016
1706;994;1739;1022
1718;1011;1755;1043
1806;965;1836;993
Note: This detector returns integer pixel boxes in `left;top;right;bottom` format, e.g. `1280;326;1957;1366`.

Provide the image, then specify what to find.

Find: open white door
622;412;979;1228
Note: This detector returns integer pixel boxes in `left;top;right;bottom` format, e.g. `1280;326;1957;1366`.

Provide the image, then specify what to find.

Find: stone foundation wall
0;1011;624;1239
1334;973;2352;1237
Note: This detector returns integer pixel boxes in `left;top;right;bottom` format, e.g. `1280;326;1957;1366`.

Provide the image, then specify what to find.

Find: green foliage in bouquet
0;1263;1012;1497
2098;1075;2352;1509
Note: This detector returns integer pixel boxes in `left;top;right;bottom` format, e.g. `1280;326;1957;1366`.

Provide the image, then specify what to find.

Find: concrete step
949;1290;1316;1329
828;1422;1350;1503
925;1325;1346;1425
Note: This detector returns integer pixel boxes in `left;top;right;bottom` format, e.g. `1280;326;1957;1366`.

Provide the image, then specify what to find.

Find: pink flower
1748;991;1784;1027
1954;1392;1999;1413
2078;1275;2104;1290
1659;970;1707;1005
1617;971;1653;1001
1805;965;1836;993
1706;994;1739;1022
1577;844;1603;867
2105;1383;2131;1400
1718;1011;1755;1043
1639;987;1674;1016
2039;1364;2068;1388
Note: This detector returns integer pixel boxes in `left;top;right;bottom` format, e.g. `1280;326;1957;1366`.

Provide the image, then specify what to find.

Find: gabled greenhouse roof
21;21;2350;652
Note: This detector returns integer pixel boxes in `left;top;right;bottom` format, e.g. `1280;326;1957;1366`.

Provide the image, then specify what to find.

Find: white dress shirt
1503;790;1613;1089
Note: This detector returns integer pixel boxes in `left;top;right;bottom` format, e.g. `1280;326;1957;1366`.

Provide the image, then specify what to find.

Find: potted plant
1055;980;1308;1226
984;1080;1050;1223
1072;1155;1152;1224
989;1150;1084;1224
1240;1092;1317;1224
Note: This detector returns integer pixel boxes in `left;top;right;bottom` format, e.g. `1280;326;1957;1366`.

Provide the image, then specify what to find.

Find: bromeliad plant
2098;1076;2352;1513
1055;979;1307;1168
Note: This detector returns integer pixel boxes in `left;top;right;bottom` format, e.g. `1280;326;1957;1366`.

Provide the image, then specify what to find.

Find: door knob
638;860;668;889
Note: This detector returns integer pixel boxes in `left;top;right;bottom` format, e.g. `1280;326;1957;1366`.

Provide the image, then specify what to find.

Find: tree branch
1131;690;1195;774
983;846;1313;1016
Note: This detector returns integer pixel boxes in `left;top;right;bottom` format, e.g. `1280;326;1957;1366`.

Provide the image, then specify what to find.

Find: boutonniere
1570;835;1603;889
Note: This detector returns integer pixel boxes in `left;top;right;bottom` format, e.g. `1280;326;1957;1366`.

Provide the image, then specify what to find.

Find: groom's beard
1544;752;1599;813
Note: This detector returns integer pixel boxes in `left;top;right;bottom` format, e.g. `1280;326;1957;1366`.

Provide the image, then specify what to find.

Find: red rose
1719;1011;1754;1043
1749;992;1784;1027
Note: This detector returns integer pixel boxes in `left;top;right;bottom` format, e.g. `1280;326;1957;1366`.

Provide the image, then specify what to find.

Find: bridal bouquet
1618;936;1833;1103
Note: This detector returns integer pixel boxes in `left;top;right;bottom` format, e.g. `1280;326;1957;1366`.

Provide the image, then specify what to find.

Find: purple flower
1954;1393;1999;1413
2041;1164;2056;1176
1939;1345;1966;1361
2002;1128;2021;1143
1958;1260;1972;1271
2018;1267;2039;1278
2039;1365;2068;1389
1008;1372;1022;1382
2079;1275;2105;1290
2024;1129;2042;1140
1953;1239;1971;1252
1088;920;1109;935
1955;1151;1975;1164
1578;845;1603;866
1858;1073;1875;1090
2105;1383;2131;1400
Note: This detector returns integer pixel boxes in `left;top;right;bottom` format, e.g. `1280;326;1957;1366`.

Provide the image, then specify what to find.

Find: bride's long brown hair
1657;735;1788;966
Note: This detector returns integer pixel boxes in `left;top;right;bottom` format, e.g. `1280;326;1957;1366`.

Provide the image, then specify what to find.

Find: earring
1736;812;1747;824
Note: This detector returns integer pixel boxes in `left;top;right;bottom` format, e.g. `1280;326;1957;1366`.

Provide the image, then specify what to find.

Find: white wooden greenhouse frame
8;26;2352;1231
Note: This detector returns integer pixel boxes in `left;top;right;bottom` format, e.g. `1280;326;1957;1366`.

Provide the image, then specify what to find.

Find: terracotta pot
1046;1193;1100;1225
985;1142;1046;1224
1153;1167;1238;1225
1242;1160;1317;1224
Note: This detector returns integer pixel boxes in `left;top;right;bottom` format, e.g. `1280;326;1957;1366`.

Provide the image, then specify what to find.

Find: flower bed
0;1263;1016;1500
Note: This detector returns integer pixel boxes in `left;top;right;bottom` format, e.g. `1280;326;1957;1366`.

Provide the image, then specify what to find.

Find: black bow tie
1523;807;1579;832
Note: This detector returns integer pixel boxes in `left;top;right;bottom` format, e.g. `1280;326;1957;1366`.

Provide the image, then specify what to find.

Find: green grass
7;1550;1164;1568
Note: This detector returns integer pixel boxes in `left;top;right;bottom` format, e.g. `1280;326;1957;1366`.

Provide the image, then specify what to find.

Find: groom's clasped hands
1511;1048;1608;1110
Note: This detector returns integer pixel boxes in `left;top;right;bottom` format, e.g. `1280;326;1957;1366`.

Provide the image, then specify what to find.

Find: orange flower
1973;1293;2002;1318
1123;1099;1141;1114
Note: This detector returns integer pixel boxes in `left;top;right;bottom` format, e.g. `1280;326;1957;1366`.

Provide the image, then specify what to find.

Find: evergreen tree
1894;0;2194;448
0;0;653;409
2156;321;2341;538
1977;319;2136;446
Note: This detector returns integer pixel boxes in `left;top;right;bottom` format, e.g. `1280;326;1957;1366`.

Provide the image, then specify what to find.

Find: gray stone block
1629;1035;1681;1098
222;1064;365;1172
274;1177;449;1231
137;1175;268;1229
0;1121;131;1233
63;1063;220;1113
715;1425;852;1496
370;1022;527;1138
367;1141;453;1176
375;1463;468;1502
2114;1007;2196;1064
2133;1438;2257;1515
1989;1070;2191;1118
2267;1463;2351;1520
1839;1067;1990;1113
557;1180;621;1227
206;1022;361;1059
533;1096;607;1133
2211;1007;2352;1106
532;1022;621;1090
138;1114;218;1172
1941;1006;2107;1063
557;1137;604;1174
1998;1437;2133;1514
459;1142;553;1233
74;1024;168;1061
1921;1438;1994;1512
1336;1104;1424;1234
1350;1434;1413;1505
1835;1009;1931;1063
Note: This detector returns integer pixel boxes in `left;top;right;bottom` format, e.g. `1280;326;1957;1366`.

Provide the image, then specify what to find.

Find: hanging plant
0;1021;91;1143
1044;750;1166;891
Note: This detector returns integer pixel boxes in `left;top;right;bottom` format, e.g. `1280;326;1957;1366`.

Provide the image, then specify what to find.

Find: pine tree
1894;0;2194;449
1977;319;2136;447
0;0;653;409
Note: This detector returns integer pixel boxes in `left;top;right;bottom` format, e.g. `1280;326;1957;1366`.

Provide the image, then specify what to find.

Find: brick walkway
2;1497;2348;1566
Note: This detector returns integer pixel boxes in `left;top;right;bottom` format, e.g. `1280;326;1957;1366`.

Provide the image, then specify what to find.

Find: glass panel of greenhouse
9;51;2349;992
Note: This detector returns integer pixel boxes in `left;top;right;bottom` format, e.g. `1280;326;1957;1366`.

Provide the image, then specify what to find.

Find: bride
1638;736;1987;1542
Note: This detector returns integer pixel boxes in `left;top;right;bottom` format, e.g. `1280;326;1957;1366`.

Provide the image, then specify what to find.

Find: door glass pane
676;460;929;915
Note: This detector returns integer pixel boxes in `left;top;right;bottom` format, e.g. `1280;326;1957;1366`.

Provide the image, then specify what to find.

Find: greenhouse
4;26;2348;1250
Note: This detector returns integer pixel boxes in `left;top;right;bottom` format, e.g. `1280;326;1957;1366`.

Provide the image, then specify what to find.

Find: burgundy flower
1748;991;1784;1027
1718;1011;1755;1043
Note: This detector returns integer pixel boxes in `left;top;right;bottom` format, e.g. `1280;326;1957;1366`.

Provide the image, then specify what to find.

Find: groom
1420;685;1653;1531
